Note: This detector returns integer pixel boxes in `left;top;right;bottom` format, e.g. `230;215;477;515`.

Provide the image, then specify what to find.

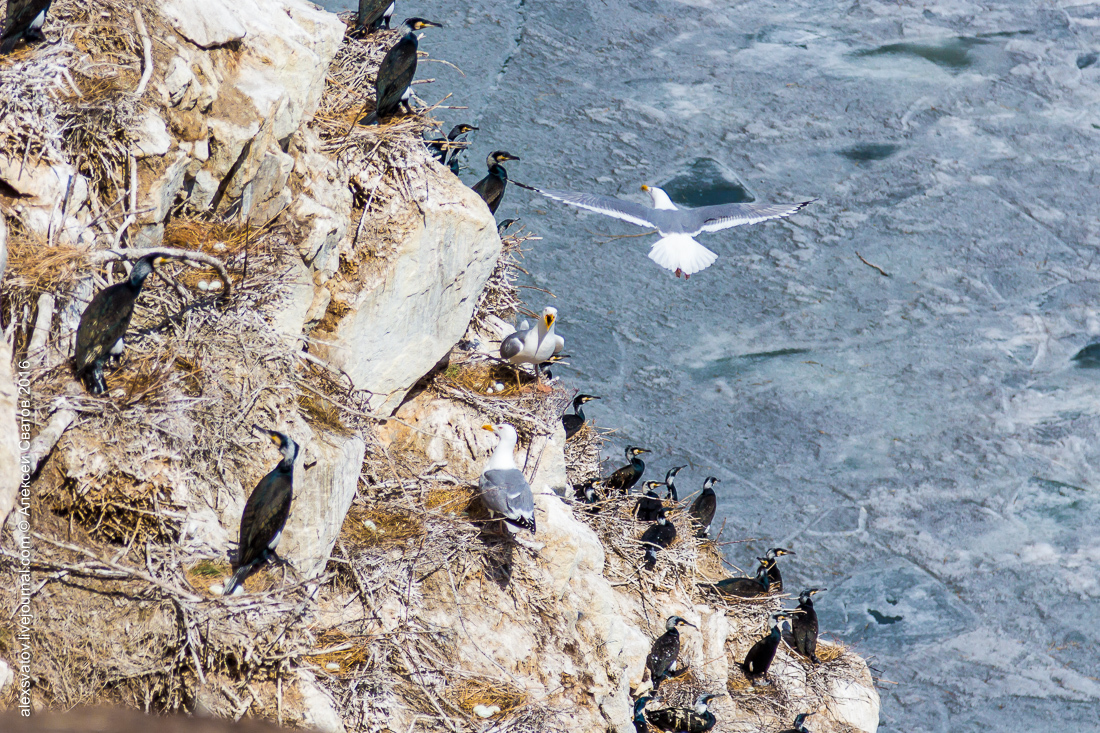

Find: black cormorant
641;508;676;570
562;393;599;439
1;0;52;55
780;713;815;733
634;480;666;522
360;18;442;125
425;123;477;167
704;558;773;597
646;615;695;689
74;253;165;395
664;465;686;501
471;151;520;214
762;547;795;592
792;588;825;664
605;446;649;495
224;429;298;596
632;696;651;733
690;476;718;538
741;611;792;685
644;694;719;733
355;0;393;33
574;478;607;513
497;218;519;236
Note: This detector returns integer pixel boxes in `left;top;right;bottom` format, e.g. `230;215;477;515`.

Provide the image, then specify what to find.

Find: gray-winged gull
479;423;536;533
528;183;813;278
500;306;565;386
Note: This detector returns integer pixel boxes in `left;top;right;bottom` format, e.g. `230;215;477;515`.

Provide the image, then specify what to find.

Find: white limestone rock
161;0;247;49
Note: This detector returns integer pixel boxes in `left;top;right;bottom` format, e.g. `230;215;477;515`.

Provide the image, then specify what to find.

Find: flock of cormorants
5;0;840;728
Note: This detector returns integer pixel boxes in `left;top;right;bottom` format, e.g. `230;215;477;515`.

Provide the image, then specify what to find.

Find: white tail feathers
647;234;719;276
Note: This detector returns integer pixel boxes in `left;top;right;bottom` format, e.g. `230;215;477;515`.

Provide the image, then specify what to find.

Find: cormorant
562;394;599;439
497;218;519;236
425;123;477;168
538;353;569;382
74;254;166;395
704;558;773;597
355;0;393;33
605;446;650;495
640;508;676;570
1;0;52;55
780;713;815;733
479;423;536;533
632;696;651;733
644;694;719;733
527;183;813;278
224;429;298;596
1071;343;1100;365
690;476;718;538
471;151;520;214
762;547;795;592
574;478;607;513
792;588;826;664
499;306;565;385
646;615;696;690
360;18;442;125
741;611;793;685
634;480;666;522
664;465;686;501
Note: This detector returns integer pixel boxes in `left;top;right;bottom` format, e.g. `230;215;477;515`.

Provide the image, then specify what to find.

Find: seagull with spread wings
527;183;813;278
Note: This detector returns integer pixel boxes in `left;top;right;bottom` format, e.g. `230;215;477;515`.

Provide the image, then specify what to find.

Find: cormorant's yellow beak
269;433;281;446
482;424;495;432
154;256;168;266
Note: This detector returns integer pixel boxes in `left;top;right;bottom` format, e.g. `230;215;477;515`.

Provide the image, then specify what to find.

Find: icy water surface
322;1;1100;730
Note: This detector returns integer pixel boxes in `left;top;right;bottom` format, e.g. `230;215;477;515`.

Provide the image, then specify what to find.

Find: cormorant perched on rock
471;151;520;214
528;182;814;278
562;393;599;439
792;588;826;664
605;446;650;495
224;429;298;596
644;694;719;733
497;218;519;236
74;254;165;395
762;547;795;592
1071;342;1100;365
704;558;773;597
1;0;52;55
641;508;675;570
646;615;695;689
355;0;394;33
780;713;815;733
500;306;564;386
741;612;793;685
360;18;442;125
632;696;651;733
479;423;535;533
690;476;718;538
633;480;666;522
664;465;686;501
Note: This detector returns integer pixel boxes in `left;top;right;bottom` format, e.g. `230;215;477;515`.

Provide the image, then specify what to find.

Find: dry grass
448;676;527;718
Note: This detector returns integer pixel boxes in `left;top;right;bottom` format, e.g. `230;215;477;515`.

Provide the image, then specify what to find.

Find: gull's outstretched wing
691;200;814;233
535;188;657;229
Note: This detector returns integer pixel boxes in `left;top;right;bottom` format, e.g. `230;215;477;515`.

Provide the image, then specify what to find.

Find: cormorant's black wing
237;471;293;568
356;0;390;29
74;282;136;373
374;36;416;115
1;0;52;53
691;492;716;527
472;174;504;213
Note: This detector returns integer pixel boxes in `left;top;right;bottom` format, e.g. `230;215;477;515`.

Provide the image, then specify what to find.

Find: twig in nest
132;9;153;98
88;247;234;297
855;251;891;277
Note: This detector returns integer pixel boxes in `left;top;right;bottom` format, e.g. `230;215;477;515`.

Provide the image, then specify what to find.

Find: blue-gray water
321;1;1100;730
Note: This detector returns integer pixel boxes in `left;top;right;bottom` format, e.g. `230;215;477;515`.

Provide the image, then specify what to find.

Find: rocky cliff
0;1;878;731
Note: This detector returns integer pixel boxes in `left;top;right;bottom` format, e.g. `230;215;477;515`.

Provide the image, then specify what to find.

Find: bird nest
471;227;535;333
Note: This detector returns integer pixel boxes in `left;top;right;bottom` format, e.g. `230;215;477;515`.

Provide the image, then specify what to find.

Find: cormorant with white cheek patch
633;480;666;522
360;18;442;125
472;151;520;214
640;507;676;570
646;615;695;690
762;547;795;592
742;611;793;685
792;588;826;664
664;465;686;501
605;445;649;495
690;476;718;537
562;393;599;439
703;557;773;597
644;694;720;733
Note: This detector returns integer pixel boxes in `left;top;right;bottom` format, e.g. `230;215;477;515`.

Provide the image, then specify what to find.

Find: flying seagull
526;183;813;278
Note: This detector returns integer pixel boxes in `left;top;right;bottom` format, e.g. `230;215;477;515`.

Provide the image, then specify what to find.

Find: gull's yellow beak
641;184;649;192
482;424;495;432
545;313;555;327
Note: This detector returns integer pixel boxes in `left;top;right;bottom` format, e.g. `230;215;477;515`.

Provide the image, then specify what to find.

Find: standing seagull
499;306;565;386
741;611;793;685
355;0;394;33
224;429;298;596
646;615;696;690
792;588;826;664
360;18;442;125
527;183;812;278
562;393;599;439
690;476;719;538
479;423;536;533
1;0;52;55
644;694;720;733
74;253;166;395
472;151;520;214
